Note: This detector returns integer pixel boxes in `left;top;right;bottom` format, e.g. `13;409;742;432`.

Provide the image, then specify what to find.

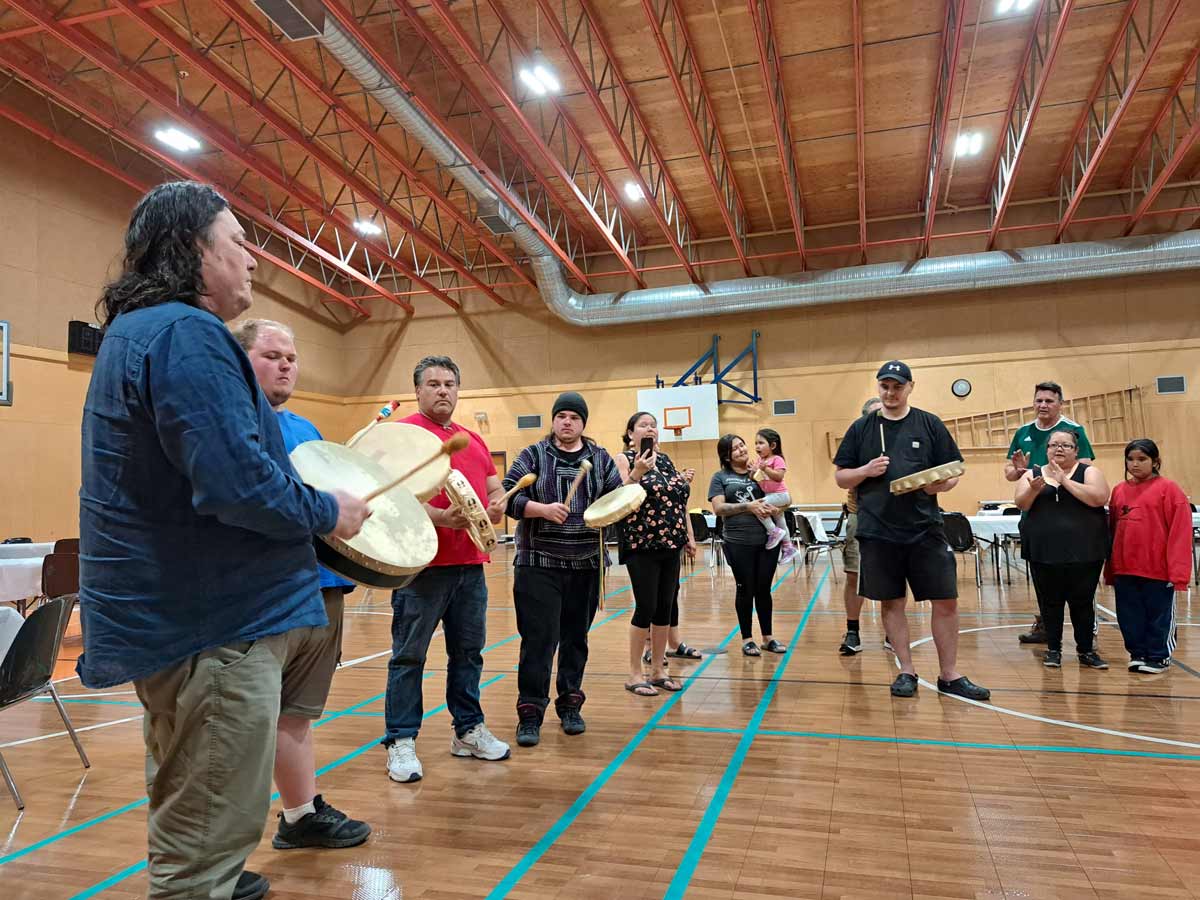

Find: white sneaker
450;723;511;761
765;526;786;550
386;737;422;783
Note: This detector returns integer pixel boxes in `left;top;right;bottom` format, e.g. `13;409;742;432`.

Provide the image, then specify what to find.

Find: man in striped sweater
503;392;624;747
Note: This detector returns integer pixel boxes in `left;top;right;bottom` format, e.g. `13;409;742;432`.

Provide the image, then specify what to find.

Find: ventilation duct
302;11;1200;327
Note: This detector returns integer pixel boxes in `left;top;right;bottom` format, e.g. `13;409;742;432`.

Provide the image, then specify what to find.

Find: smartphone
639;436;655;457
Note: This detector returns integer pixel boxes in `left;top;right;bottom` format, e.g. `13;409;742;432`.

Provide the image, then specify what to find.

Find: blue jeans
382;565;487;743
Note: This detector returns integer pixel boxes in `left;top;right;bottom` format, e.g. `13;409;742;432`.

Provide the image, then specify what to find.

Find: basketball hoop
663;406;692;440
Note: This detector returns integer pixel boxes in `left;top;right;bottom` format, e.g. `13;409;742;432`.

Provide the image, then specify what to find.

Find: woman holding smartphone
615;411;697;696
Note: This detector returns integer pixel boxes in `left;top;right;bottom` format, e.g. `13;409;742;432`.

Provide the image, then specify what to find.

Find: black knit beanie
551;391;588;426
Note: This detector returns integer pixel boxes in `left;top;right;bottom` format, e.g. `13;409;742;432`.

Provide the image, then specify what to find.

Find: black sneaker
559;707;586;735
937;676;991;701
272;795;371;850
890;673;918;697
838;631;863;655
1018;620;1047;644
233;871;269;900
1137;659;1170;674
1043;649;1062;668
516;704;542;747
1128;657;1145;672
1078;651;1108;670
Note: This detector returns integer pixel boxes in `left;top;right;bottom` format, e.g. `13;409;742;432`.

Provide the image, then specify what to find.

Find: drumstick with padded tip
362;432;469;502
496;472;537;505
879;420;886;455
347;401;400;448
563;460;592;507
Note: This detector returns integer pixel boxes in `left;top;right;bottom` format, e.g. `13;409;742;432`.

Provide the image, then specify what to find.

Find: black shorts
858;529;958;602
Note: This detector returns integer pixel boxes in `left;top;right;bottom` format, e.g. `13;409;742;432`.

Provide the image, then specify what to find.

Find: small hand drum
444;470;497;554
290;441;438;588
583;483;647;528
346;421;450;502
889;461;966;495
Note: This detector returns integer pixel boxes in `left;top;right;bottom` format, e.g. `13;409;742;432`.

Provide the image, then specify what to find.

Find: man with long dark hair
79;182;370;899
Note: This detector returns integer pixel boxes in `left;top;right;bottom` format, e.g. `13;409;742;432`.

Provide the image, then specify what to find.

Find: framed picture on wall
0;320;10;406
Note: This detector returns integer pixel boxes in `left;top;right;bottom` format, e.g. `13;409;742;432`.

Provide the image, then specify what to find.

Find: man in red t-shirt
381;356;509;784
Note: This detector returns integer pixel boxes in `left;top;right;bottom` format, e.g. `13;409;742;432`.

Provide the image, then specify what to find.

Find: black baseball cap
876;360;912;384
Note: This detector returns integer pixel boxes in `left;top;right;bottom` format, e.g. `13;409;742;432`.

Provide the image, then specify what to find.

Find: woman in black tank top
1015;428;1111;669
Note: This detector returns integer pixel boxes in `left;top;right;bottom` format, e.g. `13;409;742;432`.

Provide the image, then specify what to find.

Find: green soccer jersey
1007;417;1095;466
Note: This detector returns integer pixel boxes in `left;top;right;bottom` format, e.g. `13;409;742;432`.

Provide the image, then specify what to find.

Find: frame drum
583;483;647;528
346;421;451;502
889;460;966;495
444;470;497;554
290;441;438;588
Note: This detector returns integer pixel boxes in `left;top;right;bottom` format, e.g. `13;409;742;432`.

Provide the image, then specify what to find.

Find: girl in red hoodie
1106;439;1192;674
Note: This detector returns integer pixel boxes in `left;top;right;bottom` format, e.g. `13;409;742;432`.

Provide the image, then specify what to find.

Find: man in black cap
833;361;990;701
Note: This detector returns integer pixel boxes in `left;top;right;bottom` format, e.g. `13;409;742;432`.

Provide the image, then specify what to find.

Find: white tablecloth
966;516;1021;541
0;542;54;560
703;510;830;541
0;558;43;605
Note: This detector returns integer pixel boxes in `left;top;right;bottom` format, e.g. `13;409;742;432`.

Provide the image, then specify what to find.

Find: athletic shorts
858;529;958;602
842;513;860;574
279;587;346;719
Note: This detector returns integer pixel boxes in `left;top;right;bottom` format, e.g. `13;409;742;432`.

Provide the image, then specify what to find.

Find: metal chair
791;514;841;583
689;511;720;578
942;512;982;588
0;595;90;810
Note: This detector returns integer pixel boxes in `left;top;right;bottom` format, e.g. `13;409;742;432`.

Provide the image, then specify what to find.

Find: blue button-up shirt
78;303;338;689
275;409;354;592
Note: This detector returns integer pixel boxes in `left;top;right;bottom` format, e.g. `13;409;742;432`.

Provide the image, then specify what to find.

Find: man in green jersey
1003;381;1095;643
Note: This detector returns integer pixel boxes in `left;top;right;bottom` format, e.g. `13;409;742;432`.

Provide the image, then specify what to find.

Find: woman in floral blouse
615;412;697;696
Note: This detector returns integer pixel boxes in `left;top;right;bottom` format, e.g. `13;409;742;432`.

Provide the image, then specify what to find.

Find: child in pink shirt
752;428;797;563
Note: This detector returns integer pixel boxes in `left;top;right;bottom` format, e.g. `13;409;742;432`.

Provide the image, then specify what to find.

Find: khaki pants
135;633;291;899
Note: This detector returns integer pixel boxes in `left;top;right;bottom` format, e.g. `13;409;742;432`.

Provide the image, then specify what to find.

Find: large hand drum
346;422;450;502
584;483;647;528
889;461;966;495
290;441;437;588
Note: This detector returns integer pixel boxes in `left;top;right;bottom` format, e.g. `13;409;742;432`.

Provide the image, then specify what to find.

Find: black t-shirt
707;468;767;546
833;407;961;544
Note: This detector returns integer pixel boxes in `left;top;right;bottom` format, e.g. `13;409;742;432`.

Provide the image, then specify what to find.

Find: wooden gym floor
2;548;1199;900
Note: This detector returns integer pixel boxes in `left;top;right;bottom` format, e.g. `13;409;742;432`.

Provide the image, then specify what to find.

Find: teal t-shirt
1007;417;1094;466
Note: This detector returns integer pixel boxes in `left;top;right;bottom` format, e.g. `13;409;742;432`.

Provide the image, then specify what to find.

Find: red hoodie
1106;476;1193;587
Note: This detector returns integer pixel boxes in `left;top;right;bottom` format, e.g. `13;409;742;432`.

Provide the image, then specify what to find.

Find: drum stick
563;460;592;507
496;472;537;505
879;420;885;455
363;433;469;502
347;401;399;448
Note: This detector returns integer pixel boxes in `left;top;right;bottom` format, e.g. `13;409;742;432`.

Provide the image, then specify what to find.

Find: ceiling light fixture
996;0;1015;12
153;126;200;152
518;50;561;96
353;219;383;236
955;131;985;157
623;181;645;202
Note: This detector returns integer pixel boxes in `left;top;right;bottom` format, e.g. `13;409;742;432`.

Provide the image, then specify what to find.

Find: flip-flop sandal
668;643;702;659
641;649;669;668
742;640;761;657
625;681;658;697
651;677;683;692
762;639;788;654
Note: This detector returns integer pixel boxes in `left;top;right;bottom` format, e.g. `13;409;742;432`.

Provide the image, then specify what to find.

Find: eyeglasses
1046;443;1075;450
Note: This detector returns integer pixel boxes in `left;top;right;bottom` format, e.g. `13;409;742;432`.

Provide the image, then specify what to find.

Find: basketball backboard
636;383;719;442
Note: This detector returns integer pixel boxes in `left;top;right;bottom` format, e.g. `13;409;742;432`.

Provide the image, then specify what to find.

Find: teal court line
49;575;687;895
663;563;830;900
485;560;805;899
654;723;1200;762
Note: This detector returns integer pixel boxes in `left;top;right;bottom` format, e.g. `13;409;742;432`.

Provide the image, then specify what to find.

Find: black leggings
722;541;781;639
1028;561;1102;653
625;548;681;628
